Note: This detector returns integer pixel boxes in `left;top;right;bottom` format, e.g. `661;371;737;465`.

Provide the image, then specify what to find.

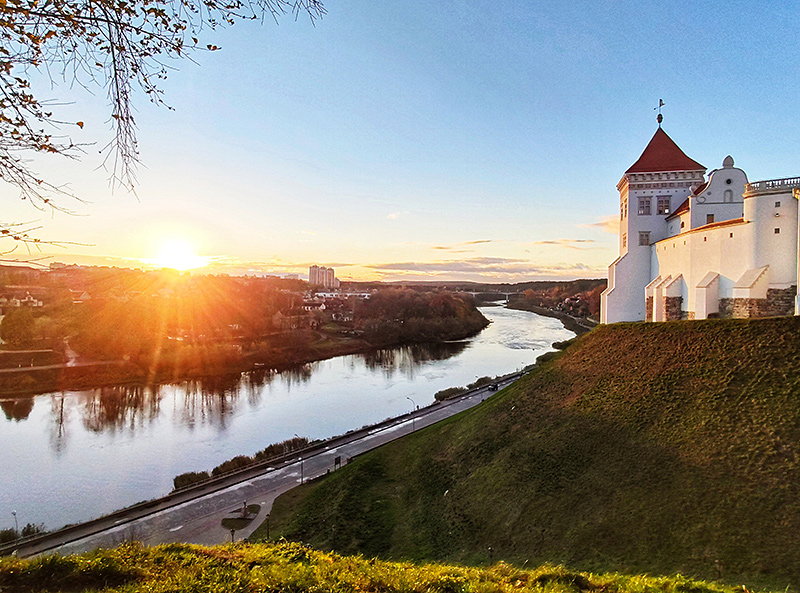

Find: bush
435;387;467;401
173;471;211;491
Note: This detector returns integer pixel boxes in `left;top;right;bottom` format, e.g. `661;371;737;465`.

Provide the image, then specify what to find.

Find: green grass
0;540;780;593
260;317;800;590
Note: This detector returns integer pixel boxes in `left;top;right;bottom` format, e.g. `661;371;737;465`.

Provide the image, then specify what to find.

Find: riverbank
505;302;596;334
0;321;489;398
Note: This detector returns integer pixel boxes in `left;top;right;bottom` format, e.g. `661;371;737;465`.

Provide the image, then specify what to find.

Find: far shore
505;302;597;335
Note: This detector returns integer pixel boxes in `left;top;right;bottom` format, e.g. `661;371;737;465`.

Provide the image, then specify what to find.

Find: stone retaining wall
718;286;797;319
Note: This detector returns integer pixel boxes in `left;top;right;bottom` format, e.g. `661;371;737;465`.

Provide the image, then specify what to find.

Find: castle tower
601;128;706;323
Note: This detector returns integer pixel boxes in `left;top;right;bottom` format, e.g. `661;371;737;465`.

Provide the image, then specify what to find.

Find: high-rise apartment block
308;265;340;289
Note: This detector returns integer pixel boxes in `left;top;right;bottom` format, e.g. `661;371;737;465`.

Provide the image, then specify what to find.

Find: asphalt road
11;375;518;558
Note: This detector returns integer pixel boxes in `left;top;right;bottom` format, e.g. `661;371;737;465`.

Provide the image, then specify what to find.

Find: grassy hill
0;540;774;593
260;317;800;590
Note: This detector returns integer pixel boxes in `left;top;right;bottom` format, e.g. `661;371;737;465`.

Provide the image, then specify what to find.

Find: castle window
730;233;734;238
638;197;651;215
724;189;733;202
638;231;650;246
622;233;627;248
726;178;732;184
774;228;781;234
680;221;685;229
704;237;707;242
706;214;715;224
657;197;670;215
775;201;781;207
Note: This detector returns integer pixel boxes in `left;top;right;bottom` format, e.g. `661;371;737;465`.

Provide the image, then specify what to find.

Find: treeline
509;279;606;318
357;290;489;345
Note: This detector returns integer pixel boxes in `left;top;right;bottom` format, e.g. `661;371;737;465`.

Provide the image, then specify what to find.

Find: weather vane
655;99;665;126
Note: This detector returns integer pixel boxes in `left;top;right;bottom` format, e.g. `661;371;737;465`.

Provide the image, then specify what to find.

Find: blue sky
4;0;800;282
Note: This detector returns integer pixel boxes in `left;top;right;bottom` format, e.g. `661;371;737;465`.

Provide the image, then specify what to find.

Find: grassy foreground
0;541;773;593
261;317;800;590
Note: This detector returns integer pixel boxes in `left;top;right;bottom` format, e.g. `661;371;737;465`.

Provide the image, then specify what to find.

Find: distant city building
601;123;800;323
308;265;339;289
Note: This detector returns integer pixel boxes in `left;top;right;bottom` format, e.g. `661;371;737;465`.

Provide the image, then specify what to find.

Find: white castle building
601;125;800;323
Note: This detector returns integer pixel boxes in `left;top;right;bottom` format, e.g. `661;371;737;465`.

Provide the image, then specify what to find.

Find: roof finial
655;99;665;127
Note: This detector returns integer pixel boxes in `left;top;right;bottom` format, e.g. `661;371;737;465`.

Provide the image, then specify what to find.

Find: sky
3;0;800;282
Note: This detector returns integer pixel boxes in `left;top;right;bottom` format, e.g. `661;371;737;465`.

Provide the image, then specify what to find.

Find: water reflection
49;394;68;454
81;385;163;433
0;397;34;421
360;341;468;378
2;341;473;434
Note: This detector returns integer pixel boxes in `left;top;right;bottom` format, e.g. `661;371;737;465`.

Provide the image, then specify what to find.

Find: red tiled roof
692;181;709;195
666;198;690;220
626;128;705;174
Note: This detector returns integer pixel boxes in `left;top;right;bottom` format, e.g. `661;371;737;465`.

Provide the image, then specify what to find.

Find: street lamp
11;510;17;537
293;434;304;484
406;397;416;431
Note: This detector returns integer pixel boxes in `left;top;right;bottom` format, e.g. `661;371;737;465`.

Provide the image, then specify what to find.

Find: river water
0;306;572;532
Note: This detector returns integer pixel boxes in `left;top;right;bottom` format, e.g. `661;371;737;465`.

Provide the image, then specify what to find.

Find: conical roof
626;128;705;174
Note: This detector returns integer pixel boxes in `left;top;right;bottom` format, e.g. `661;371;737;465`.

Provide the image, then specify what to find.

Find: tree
1;0;324;247
0;306;36;344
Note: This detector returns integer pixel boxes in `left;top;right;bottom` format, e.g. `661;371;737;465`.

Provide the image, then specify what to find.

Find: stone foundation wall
717;286;797;319
664;297;682;321
646;297;653;322
765;286;797;317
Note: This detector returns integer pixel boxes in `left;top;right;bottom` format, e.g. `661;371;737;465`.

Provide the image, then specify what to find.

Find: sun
147;240;208;271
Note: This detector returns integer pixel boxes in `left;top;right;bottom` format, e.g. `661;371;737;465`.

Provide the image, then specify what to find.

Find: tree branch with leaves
0;0;324;244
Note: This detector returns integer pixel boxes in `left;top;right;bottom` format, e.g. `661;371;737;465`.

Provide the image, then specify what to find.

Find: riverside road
7;374;520;558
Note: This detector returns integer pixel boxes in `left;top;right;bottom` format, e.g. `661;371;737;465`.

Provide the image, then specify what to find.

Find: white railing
744;177;800;194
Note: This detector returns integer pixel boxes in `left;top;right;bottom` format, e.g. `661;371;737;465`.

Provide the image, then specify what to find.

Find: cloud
428;239;497;252
387;212;408;220
365;257;603;280
579;215;618;234
529;238;597;250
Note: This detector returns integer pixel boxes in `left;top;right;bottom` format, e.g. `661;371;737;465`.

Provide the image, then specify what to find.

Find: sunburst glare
143;239;208;271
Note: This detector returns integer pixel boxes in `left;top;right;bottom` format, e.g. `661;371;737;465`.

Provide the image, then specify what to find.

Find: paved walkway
8;375;520;557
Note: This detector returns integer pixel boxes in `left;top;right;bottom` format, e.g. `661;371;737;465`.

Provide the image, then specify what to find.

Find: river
0;306;572;532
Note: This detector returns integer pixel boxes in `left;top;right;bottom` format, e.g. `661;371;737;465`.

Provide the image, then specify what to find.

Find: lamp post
406;396;416;431
293;434;304;484
11;510;17;537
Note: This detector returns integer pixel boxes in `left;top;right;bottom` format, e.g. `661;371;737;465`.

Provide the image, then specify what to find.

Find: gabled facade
601;127;800;323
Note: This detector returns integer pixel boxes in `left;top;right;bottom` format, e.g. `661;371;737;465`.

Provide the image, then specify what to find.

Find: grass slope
0;541;776;593
262;317;800;589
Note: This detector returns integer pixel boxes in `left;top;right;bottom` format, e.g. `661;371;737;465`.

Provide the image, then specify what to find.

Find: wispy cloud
429;239;497;252
579;215;618;235
366;257;602;280
387;211;408;220
529;239;597;250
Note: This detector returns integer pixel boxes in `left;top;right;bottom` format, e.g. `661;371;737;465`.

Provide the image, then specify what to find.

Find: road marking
169;525;183;532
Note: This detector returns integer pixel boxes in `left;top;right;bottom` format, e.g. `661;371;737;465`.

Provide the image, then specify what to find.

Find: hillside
262;317;800;589
0;540;774;593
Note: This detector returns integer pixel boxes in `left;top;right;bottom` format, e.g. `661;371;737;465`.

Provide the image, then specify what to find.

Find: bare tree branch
0;0;325;231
